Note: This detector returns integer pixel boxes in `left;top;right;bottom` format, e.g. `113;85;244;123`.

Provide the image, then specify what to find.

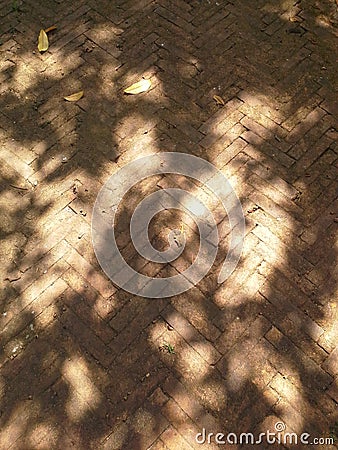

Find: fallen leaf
9;184;29;190
124;78;151;94
64;91;84;102
213;95;225;106
44;25;57;33
38;29;49;52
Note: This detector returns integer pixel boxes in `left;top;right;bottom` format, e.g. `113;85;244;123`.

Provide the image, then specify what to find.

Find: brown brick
162;304;221;364
65;247;116;298
322;347;338;376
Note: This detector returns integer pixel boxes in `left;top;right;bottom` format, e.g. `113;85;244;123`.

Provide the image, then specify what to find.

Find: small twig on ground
9;184;29;190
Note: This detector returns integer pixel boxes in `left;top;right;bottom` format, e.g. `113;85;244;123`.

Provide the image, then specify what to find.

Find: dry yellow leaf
213;95;225;106
38;29;49;52
45;25;57;33
64;91;84;102
124;79;151;94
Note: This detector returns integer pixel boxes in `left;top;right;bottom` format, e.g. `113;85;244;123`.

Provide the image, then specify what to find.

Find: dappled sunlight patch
0;400;40;447
316;11;338;29
0;0;335;447
316;301;338;350
35;302;59;329
84;23;123;53
196;379;227;413
114;111;158;141
101;421;129;450
7;60;39;94
225;356;250;393
176;57;200;80
171;288;221;342
94;293;119;320
132;407;156;434
62;356;102;421
65;388;90;422
154;323;211;382
261;4;282;14
43;51;84;80
28;421;58;449
160;425;194;450
270;373;305;414
120;68;159;92
115;129;159;164
178;344;210;382
273;399;304;436
147;317;168;344
187;340;220;366
115;140;159;166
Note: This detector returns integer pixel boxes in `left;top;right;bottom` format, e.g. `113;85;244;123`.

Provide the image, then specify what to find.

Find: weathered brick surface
0;0;337;449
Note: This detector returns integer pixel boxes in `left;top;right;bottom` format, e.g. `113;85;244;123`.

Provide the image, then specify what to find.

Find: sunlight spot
28;421;58;448
191;341;217;365
115;112;158;142
85;24;123;48
132;408;155;434
179;346;210;381
316;15;331;28
35;302;58;329
226;358;250;392
10;61;38;93
196;380;227;412
62;356;101;421
0;401;36;447
103;422;129;449
147;319;167;343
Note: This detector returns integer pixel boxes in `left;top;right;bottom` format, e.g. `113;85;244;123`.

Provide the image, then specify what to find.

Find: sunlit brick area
0;0;337;448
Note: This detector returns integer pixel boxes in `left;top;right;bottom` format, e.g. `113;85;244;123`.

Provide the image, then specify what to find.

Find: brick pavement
0;0;337;448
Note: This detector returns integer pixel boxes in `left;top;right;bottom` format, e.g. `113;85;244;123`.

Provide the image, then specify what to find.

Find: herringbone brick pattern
0;0;337;448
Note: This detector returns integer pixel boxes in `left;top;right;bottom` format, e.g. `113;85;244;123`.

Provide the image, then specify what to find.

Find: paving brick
58;306;115;368
216;315;271;374
241;115;291;153
270;373;332;434
242;130;295;168
162;401;219;450
285;107;327;144
109;299;167;356
259;282;324;343
161;304;221;364
170;288;221;342
160;425;195;450
200;110;244;149
65;246;116;298
322;346;338;376
265;327;333;391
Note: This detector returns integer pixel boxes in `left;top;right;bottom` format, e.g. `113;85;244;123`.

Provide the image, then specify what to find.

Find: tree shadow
0;0;337;449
